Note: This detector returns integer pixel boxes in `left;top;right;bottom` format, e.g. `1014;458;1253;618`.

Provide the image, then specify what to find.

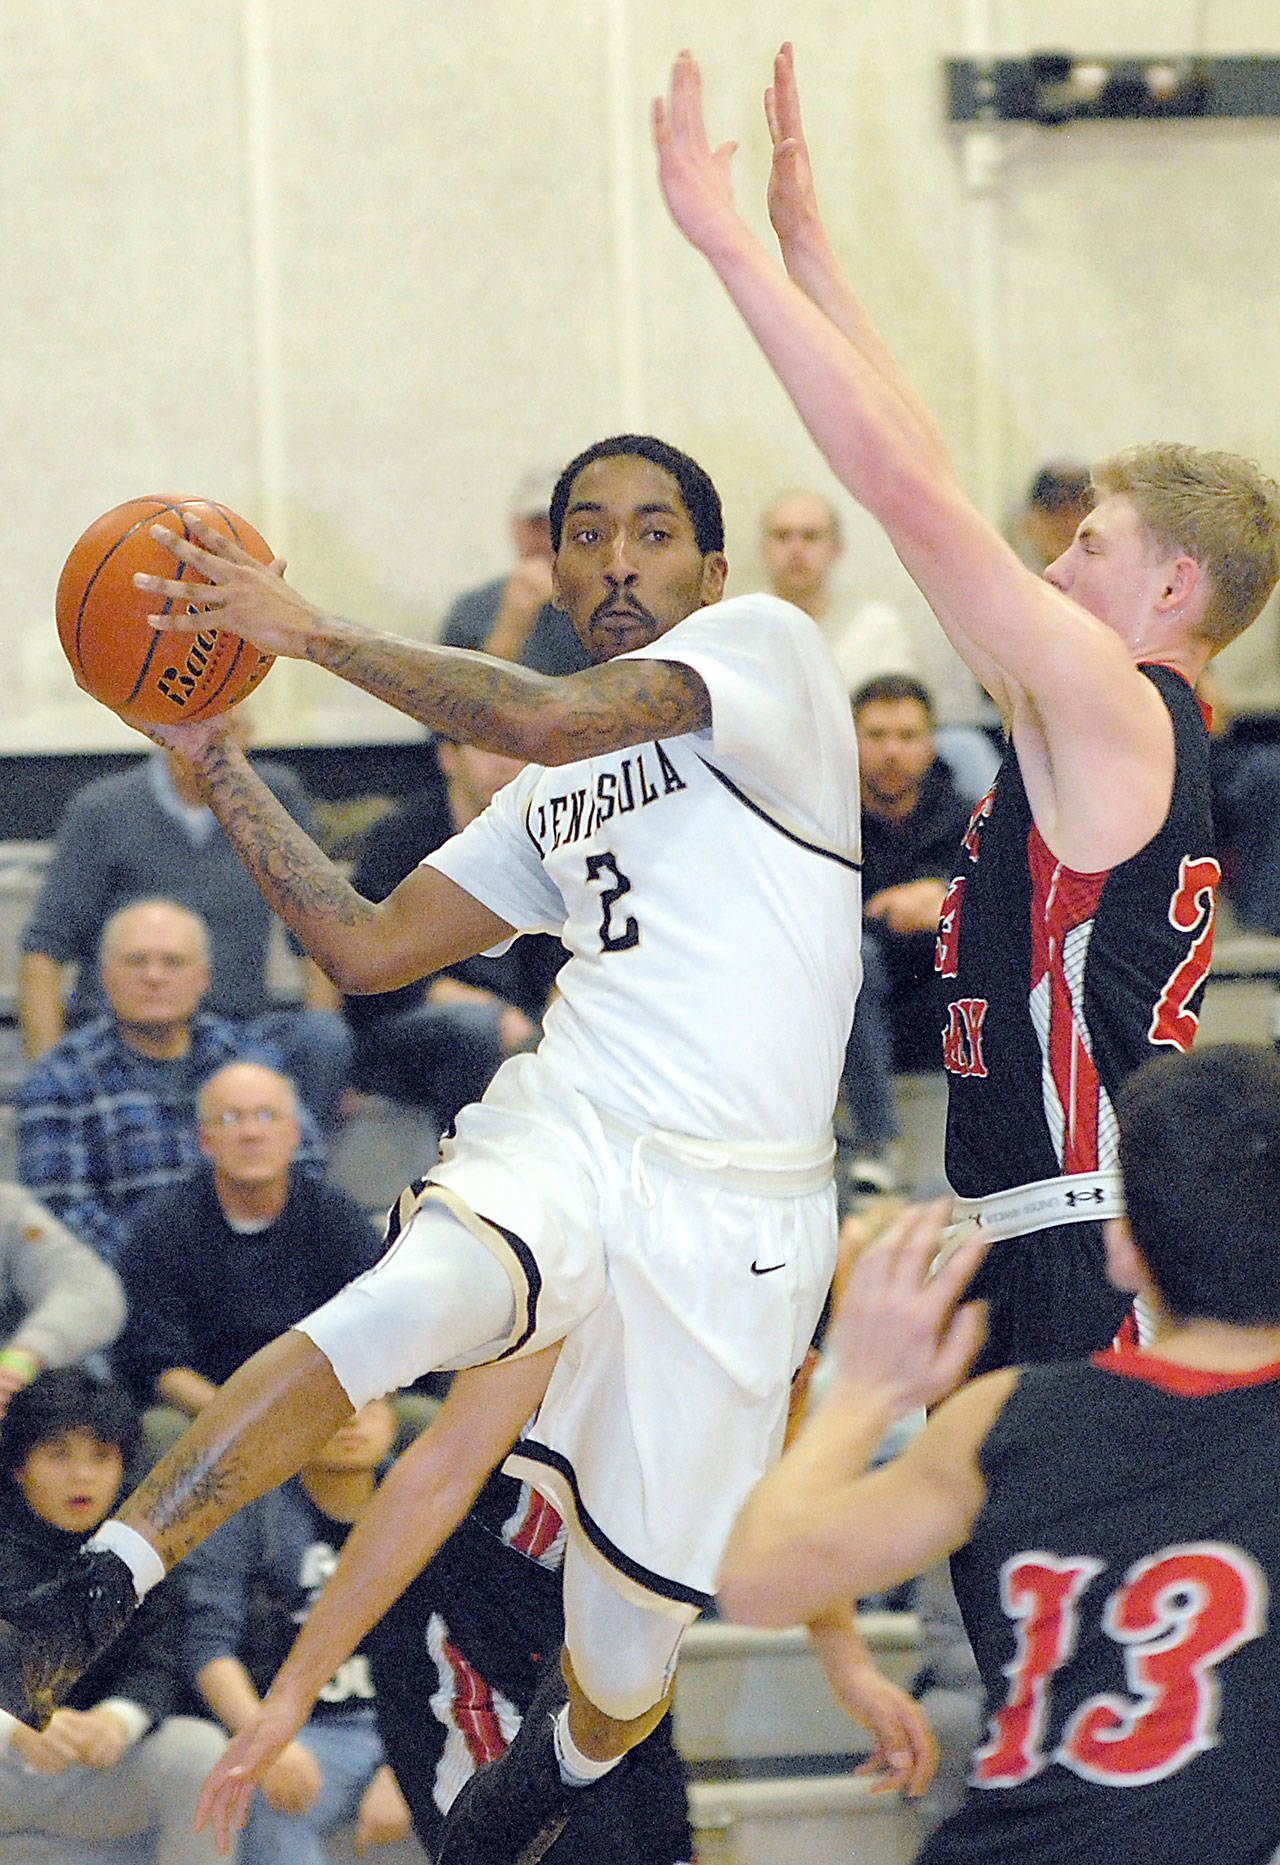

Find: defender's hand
653;51;744;260
196;1692;313;1853
764;42;824;254
824;1200;989;1416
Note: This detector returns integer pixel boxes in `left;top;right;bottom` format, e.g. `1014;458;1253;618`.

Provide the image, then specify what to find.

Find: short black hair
1117;1044;1280;1325
549;436;725;555
0;1368;143;1485
1028;462;1093;514
851;673;936;722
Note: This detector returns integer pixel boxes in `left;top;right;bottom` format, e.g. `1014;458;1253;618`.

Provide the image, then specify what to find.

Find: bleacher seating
675;1614;926;1864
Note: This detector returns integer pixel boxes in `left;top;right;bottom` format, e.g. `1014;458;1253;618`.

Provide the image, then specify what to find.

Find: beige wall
5;0;1280;750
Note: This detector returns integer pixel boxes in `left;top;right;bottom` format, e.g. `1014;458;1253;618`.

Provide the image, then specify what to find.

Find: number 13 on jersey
973;1542;1265;1789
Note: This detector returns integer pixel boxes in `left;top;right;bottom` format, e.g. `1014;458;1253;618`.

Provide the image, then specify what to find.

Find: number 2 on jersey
586;852;639;952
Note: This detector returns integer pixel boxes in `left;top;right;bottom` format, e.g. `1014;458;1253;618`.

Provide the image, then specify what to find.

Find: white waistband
594;1104;836;1199
946;1170;1125;1248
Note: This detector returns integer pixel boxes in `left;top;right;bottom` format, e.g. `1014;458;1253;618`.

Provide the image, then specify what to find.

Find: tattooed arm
133;517;711;763
140;724;513;993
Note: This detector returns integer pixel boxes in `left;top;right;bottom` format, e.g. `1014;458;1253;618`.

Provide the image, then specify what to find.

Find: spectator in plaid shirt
14;899;321;1270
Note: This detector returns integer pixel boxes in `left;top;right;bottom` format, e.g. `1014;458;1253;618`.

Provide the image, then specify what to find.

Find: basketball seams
71;497;176;684
57;496;275;723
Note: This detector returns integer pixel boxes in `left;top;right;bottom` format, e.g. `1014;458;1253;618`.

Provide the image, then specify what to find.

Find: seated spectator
18;734;352;1134
179;1397;413;1864
0;1182;126;1420
113;1060;383;1424
854;675;973;1072
839;675;972;1189
15;899;323;1270
0;1368;226;1865
759;487;916;689
439;466;591;675
345;736;564;1128
760;489;998;804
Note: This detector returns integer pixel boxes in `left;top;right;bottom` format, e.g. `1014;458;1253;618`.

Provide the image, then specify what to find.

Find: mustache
590;593;655;627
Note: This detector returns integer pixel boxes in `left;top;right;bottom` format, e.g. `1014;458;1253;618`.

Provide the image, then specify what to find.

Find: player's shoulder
656;591;840;686
674;589;812;638
922;1366;1023;1465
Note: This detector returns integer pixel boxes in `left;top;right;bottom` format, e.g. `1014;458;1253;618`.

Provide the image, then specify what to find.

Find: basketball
55;496;276;725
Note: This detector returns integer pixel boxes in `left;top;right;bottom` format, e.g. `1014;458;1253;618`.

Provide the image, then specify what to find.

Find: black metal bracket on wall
945;54;1280;125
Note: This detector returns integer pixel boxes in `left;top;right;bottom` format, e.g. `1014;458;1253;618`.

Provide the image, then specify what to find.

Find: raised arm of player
654;50;1186;872
763;43;951;479
716;1203;1011;1628
195;1349;558;1855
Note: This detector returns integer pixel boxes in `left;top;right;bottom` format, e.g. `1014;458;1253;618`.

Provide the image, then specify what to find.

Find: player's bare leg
115;1331;351;1566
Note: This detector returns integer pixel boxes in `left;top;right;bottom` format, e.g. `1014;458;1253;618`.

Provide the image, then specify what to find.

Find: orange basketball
55;496;276;725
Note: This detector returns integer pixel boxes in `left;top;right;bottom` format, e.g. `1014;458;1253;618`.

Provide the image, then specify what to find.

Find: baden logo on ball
56;497;276;724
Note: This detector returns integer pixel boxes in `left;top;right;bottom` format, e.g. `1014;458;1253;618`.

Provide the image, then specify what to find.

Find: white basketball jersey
426;594;862;1143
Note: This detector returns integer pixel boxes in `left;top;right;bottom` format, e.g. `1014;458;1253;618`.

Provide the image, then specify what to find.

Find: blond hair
1091;442;1280;649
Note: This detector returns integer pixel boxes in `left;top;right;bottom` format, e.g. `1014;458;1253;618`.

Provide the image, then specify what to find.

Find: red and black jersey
938;663;1217;1197
920;1351;1280;1864
934;666;1217;1367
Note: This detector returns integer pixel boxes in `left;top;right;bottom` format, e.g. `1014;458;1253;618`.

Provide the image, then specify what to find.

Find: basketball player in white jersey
0;437;933;1861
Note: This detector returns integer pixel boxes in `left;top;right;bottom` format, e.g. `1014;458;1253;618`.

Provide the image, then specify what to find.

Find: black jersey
920;1351;1280;1865
936;665;1217;1365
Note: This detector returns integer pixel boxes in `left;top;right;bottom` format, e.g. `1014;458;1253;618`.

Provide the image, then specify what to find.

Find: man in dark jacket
854;675;974;1072
345;737;564;1129
113;1060;382;1422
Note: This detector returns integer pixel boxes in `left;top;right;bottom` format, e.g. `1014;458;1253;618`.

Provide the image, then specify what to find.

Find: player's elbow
308;945;370;995
316;929;413;996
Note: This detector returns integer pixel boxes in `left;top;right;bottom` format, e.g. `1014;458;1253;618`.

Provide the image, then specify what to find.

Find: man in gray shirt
18;742;351;1134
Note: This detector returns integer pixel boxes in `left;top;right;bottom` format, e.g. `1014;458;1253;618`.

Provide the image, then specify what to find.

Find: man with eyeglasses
113;1061;381;1427
15;900;324;1270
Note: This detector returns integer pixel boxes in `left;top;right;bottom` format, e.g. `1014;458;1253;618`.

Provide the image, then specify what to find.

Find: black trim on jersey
413;1185;544;1360
696;756;862;873
383;1176;431;1250
485;1216;544;1360
511;1439;716;1612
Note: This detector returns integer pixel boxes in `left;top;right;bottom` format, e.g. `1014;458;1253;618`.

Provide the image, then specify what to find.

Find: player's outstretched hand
809;1609;938;1798
653;49;744;260
825;1199;989;1416
195;1689;311;1855
764;42;824;255
133;514;316;660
